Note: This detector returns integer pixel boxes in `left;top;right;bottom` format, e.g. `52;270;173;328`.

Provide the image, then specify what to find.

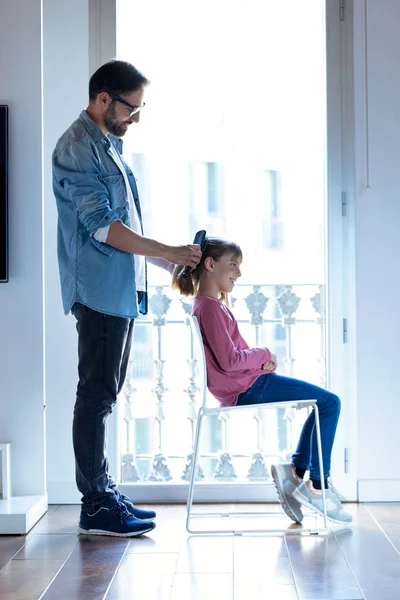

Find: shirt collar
78;110;107;143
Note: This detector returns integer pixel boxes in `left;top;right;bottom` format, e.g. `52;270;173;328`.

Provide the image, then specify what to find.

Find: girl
172;237;351;524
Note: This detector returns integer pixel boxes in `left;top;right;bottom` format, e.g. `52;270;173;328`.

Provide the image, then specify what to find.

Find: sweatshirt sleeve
199;303;272;372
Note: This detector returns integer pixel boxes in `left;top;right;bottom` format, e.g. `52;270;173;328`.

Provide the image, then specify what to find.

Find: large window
116;0;330;499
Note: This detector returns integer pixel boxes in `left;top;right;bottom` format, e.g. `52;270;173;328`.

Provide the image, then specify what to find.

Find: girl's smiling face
206;252;242;294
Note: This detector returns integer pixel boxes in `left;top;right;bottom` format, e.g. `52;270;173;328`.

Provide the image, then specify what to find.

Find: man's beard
104;103;128;137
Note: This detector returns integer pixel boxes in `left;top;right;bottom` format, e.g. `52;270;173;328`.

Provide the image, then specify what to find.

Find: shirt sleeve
199;303;272;372
53;141;126;238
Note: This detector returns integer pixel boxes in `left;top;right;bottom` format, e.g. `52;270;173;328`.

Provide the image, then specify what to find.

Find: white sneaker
271;463;304;523
293;480;353;524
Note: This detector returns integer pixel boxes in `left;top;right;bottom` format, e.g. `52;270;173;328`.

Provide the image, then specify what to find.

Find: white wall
0;0;90;501
0;0;46;497
43;0;90;502
353;0;400;500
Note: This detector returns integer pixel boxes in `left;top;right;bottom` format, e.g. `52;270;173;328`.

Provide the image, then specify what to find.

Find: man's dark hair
89;60;150;101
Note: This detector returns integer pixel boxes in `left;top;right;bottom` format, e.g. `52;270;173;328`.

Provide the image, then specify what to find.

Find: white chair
185;315;328;535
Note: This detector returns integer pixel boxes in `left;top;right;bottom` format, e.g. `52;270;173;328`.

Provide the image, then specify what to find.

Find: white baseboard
0;494;48;534
48;479;368;505
358;479;400;501
48;480;283;504
119;482;282;503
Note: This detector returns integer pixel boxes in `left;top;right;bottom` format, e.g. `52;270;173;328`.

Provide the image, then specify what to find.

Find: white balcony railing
119;283;325;485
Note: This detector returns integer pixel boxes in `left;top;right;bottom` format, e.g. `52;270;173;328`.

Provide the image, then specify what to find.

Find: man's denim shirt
52;110;147;319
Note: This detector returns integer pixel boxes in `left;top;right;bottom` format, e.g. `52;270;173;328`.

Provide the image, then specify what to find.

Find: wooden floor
0;502;400;599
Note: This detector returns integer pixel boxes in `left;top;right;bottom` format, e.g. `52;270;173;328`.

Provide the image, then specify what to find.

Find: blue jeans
72;303;134;510
237;374;341;480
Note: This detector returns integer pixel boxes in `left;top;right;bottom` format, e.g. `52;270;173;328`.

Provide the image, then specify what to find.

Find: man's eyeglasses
109;93;145;117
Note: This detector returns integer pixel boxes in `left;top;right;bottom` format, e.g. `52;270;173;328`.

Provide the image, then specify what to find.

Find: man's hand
164;244;202;269
263;352;277;372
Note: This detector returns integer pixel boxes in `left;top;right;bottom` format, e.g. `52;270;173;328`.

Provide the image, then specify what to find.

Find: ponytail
171;264;197;297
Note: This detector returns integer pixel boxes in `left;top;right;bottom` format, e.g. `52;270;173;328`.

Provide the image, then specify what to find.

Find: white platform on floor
0;494;48;534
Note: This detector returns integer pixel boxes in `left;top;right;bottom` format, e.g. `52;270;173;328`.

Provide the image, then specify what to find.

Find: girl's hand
263;353;277;372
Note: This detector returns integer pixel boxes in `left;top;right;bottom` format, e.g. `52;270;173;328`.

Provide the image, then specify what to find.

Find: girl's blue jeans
237;373;341;480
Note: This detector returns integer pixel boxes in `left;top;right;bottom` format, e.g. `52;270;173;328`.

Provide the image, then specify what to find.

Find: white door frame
326;0;358;501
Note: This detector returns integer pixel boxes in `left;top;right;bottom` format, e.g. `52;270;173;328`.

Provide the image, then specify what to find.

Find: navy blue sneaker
116;491;157;521
78;497;156;537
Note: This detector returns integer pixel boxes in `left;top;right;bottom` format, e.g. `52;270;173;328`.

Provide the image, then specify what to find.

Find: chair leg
186;409;205;533
313;405;328;531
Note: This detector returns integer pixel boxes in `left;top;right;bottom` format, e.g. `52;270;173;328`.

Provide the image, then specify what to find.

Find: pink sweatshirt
192;295;272;407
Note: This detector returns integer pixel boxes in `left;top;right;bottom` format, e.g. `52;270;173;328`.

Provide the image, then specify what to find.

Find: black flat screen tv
0;105;8;282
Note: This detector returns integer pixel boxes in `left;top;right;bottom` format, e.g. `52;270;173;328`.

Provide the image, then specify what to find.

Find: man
52;60;201;537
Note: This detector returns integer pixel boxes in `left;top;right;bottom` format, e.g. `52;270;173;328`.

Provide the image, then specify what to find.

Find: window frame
90;0;357;502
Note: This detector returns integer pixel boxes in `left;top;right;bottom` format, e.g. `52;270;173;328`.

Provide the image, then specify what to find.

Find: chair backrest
186;315;209;409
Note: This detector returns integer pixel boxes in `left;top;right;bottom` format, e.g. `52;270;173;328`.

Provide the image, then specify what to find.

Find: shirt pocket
99;173;128;210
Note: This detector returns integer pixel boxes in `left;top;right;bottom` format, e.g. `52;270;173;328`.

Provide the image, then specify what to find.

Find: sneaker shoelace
117;492;134;508
110;502;130;523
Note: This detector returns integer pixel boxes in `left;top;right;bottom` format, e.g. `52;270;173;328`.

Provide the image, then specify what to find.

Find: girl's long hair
171;237;242;305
